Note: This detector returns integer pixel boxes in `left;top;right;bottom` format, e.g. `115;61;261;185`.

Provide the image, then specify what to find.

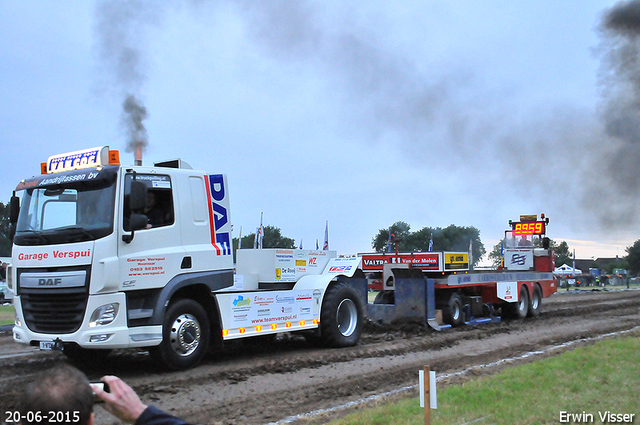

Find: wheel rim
170;313;201;356
519;290;527;312
532;291;540;310
336;299;357;337
452;302;460;321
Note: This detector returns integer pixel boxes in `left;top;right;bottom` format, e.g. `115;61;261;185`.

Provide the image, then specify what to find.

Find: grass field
0;305;15;326
330;331;640;425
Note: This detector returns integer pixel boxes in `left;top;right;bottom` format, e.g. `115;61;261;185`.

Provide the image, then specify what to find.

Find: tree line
371;221;486;268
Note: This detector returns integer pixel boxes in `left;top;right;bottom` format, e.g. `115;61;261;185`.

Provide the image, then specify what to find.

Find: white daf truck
7;146;365;369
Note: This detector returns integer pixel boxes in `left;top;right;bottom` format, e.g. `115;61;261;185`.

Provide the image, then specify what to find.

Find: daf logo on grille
20;271;87;289
39;278;63;286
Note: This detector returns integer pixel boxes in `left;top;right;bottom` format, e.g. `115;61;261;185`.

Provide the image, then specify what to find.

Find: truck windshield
14;171;117;246
504;231;536;249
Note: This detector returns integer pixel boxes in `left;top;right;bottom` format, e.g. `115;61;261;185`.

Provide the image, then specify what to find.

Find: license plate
39;341;55;350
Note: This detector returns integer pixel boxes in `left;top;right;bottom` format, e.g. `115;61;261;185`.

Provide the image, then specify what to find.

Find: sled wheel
151;299;210;370
442;293;464;327
528;284;542;317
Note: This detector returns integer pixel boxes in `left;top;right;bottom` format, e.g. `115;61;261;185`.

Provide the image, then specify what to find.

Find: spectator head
20;364;94;425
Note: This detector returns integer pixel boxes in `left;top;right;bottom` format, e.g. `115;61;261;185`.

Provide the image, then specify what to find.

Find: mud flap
426;278;440;331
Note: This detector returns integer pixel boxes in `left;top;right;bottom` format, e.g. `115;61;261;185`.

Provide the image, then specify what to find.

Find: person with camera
92;375;190;425
19;364;191;425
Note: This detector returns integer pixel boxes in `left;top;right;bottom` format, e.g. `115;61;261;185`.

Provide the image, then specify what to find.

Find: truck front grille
17;266;91;334
20;288;88;334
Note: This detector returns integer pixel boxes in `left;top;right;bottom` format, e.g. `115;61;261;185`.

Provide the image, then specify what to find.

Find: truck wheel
63;344;112;365
373;290;395;304
442;293;464;327
504;285;529;319
320;282;364;347
150;299;210;370
528;284;542;317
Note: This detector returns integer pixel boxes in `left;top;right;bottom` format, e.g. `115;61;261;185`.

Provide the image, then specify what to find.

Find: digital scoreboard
511;221;546;236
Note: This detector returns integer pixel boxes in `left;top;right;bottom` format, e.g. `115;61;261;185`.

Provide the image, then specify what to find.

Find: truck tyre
528;284;542;317
63;344;111;365
151;298;210;370
504;285;529;319
320;282;364;348
442;293;464;327
373;290;395;304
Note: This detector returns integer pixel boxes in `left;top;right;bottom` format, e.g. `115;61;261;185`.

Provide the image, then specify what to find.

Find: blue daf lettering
208;174;231;255
208;174;228;231
209;174;225;202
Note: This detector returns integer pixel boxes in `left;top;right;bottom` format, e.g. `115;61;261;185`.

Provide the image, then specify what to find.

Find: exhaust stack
134;141;143;166
123;95;148;167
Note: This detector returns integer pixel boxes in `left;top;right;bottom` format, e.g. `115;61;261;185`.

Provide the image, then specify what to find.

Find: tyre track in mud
0;289;638;424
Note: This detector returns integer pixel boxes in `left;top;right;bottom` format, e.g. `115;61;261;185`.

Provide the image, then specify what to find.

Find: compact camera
90;382;110;403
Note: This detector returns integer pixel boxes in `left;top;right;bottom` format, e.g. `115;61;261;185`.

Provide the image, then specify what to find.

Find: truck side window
124;174;174;230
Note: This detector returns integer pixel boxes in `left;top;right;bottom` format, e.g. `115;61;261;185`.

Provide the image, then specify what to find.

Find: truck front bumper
12;293;163;350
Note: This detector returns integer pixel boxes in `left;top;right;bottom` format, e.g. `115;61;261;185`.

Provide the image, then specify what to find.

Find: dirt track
0;289;639;424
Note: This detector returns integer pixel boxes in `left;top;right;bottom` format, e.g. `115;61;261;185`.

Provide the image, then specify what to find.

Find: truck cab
9;146;235;368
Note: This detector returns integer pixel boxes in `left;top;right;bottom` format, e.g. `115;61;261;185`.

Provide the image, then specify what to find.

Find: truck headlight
89;303;119;327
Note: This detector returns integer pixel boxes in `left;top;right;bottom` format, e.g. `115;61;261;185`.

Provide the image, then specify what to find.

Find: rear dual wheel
504;285;529;319
528;284;542;317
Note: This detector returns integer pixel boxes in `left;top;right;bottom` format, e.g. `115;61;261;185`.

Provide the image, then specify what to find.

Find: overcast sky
2;1;639;262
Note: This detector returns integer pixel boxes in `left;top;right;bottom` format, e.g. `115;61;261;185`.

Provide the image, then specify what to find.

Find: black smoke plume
94;1;161;162
593;0;640;227
122;94;148;164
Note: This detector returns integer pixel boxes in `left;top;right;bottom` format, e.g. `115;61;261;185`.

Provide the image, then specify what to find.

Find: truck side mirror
122;213;149;244
130;213;148;231
129;181;147;211
123;181;148;244
9;194;19;224
8;194;19;242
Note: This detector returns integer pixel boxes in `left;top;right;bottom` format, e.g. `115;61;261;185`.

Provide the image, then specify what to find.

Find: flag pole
323;220;329;250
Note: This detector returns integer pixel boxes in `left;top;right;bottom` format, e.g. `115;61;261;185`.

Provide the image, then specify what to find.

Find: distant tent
553;264;582;276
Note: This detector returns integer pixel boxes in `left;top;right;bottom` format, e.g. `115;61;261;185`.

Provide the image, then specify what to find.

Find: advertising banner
444;252;469;270
216;289;321;331
504;249;534;270
360;253;442;272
